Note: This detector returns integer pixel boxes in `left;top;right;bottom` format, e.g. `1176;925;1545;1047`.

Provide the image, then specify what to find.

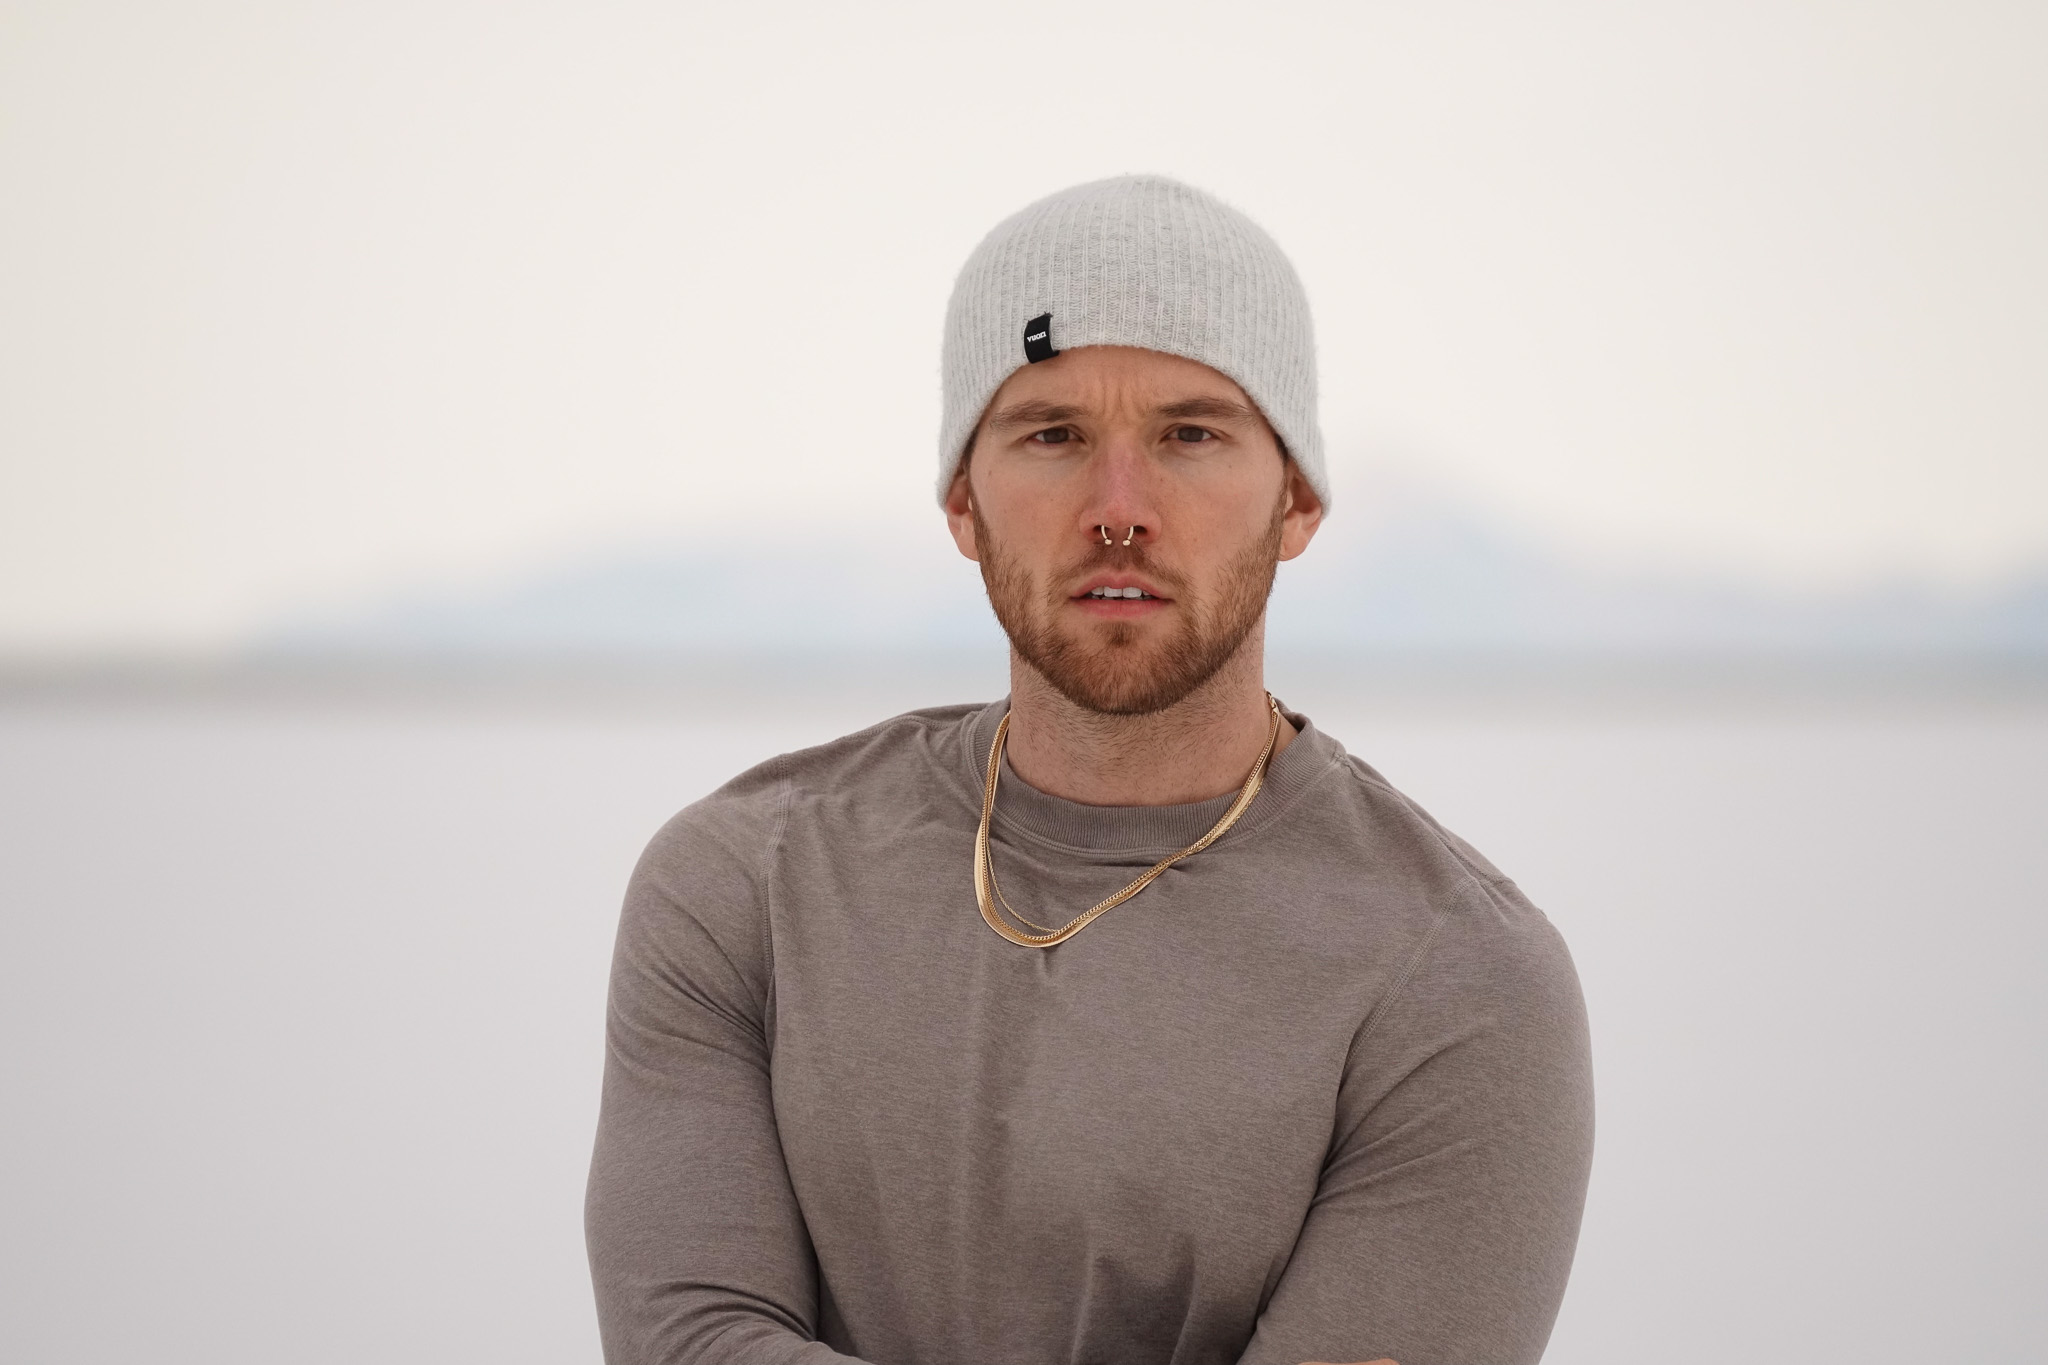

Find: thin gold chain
973;695;1282;948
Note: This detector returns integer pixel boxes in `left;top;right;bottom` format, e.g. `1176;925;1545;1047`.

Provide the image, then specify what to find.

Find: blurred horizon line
243;473;2048;665
7;650;2046;721
8;474;2047;670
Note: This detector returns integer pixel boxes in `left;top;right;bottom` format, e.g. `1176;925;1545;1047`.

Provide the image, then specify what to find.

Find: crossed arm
1224;883;1594;1365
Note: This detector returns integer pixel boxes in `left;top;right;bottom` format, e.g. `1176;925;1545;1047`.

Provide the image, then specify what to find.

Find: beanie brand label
1023;313;1058;364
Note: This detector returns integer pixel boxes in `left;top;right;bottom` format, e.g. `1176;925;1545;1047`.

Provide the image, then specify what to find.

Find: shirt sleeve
584;765;874;1365
1236;876;1596;1365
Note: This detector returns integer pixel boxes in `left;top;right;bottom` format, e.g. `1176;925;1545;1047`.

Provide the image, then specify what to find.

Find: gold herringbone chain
973;696;1281;948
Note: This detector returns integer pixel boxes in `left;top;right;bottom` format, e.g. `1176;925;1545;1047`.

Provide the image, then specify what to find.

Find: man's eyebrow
988;397;1260;428
985;401;1086;429
1156;397;1260;423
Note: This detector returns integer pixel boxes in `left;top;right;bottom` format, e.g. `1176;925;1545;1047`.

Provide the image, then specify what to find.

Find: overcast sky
3;0;2044;654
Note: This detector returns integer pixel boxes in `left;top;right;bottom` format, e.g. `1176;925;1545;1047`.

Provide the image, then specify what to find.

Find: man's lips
1070;575;1172;614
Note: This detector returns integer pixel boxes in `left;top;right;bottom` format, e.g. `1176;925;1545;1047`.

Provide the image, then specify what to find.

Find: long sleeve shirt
586;700;1594;1365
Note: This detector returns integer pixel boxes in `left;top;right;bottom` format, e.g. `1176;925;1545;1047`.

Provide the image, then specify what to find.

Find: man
586;175;1594;1365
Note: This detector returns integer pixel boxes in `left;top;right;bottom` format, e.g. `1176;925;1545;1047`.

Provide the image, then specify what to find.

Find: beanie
936;174;1327;507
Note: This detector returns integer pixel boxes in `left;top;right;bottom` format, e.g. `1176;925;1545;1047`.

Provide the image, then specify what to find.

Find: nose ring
1099;525;1111;546
1122;526;1136;546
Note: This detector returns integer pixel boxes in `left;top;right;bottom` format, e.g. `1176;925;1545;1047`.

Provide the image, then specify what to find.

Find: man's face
944;346;1323;715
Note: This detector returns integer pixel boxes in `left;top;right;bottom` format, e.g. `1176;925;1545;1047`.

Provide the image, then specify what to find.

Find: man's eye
1029;428;1073;445
1172;426;1213;443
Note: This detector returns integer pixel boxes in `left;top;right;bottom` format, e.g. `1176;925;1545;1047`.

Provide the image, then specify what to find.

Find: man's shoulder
774;699;989;790
624;701;991;951
647;700;990;861
1331;746;1514;883
1283;723;1557;949
1282;737;1583;1057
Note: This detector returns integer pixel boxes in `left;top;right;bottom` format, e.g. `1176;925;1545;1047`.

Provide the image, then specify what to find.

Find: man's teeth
1088;586;1152;599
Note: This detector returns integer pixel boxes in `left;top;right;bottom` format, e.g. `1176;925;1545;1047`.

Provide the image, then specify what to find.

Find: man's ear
1276;458;1324;562
943;457;980;563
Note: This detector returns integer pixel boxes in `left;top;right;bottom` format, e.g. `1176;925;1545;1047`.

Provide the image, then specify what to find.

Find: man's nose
1084;433;1156;548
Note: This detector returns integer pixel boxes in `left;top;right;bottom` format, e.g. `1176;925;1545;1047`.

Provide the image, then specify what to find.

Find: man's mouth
1071;574;1172;614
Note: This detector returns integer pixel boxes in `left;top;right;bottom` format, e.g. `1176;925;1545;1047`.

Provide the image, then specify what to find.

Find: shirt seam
758;752;795;1052
1227;746;1353;841
1337;880;1470;1085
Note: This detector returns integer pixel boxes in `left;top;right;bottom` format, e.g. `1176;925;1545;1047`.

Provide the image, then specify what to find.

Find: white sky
3;0;2045;654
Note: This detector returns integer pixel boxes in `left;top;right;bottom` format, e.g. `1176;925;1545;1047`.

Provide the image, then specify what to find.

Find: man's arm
1240;877;1595;1365
585;775;872;1365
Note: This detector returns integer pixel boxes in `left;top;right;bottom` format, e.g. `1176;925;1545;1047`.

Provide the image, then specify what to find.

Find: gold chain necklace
973;695;1283;948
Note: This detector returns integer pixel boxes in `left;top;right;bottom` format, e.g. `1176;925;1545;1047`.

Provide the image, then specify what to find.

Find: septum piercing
1098;525;1138;547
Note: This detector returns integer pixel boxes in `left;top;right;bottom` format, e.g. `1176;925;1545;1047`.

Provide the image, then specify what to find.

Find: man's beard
972;497;1285;716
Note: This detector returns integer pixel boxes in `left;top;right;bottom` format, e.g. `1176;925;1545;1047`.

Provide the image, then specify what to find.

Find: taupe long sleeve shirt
586;701;1593;1365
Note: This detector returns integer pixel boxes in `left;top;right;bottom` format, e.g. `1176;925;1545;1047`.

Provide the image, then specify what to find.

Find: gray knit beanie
937;174;1327;507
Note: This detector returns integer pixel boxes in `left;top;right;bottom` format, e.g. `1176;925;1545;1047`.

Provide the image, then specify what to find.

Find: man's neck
999;633;1298;808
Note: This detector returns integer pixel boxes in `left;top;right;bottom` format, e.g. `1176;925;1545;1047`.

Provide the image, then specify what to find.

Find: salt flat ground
2;679;2044;1364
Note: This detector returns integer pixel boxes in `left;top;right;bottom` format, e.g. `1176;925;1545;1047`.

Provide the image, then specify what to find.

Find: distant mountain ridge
1267;497;2048;656
265;486;2048;660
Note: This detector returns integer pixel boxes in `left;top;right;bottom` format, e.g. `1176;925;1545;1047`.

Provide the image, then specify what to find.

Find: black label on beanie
1023;313;1058;364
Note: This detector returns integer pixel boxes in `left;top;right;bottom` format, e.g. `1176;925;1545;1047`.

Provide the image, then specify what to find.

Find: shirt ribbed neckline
961;697;1344;855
